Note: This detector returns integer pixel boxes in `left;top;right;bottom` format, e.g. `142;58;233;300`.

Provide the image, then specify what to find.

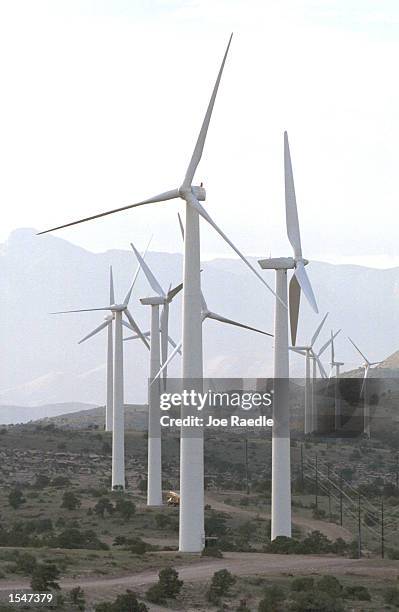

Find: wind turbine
130;242;182;391
77;267;116;432
328;330;344;431
290;313;329;434
130;241;183;506
258;132;319;540
39;35;280;552
52;272;149;490
348;337;381;437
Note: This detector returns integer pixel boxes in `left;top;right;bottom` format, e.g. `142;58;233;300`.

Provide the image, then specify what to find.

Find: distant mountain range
0;228;398;415
0;402;96;425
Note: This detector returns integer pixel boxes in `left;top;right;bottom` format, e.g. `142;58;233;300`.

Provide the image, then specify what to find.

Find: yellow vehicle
166;491;180;506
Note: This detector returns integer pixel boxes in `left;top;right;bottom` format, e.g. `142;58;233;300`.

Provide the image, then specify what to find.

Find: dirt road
0;552;398;594
206;493;352;542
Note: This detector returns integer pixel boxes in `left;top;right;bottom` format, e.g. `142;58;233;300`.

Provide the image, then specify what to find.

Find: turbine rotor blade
318;329;341;358
348;337;370;365
177;212;185;239
151;340;182;384
167;282;183;302
124;237;154;306
206;311;273;336
331;330;335;363
289;273;301;345
167;335;182;354
294;261;318;313
190;197;285;307
38;189;180;235
131;241;165;298
314;354;328;379
360;366;369;397
124;330;151;341
311;312;328;347
110;266;115;304
284;131;302;259
183;34;233;188
124;310;150;350
78;320;110;344
50;307;110;314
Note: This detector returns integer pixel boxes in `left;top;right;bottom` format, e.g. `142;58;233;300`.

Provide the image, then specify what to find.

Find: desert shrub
384;586;399;606
128;537;148;555
51;476;71;487
114;498;136;519
34;474;51;489
55;528;108;550
289;590;344;611
207;569;236;603
30;563;60;591
8;489;25;509
158;567;183;598
258;585;285;610
96;590;147;611
201;546;223;558
205;510;228;537
13;552;37;574
145;584;165;604
291;577;314;592
317;575;342;598
343;584;370;600
61;491;81;511
94;498;114;518
154;513;171;529
69;586;85;610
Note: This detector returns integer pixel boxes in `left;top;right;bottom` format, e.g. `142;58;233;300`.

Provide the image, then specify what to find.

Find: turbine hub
111;304;125;312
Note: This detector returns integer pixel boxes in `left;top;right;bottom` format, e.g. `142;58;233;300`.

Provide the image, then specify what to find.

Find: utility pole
339;472;343;527
315;454;318;511
300;444;304;490
244;438;249;495
327;463;332;521
358;492;362;559
381;496;385;559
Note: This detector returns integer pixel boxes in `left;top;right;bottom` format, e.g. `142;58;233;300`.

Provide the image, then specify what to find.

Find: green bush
343;585;370;601
207;569;236;603
317;575;342;598
145;584;165;604
30;563;60;591
158;567;183;598
289;590;344;611
384;586;399;606
291;577;314;592
8;489;25;509
201;546;223;558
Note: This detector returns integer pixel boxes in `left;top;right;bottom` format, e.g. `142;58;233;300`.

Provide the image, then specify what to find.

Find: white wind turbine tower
52;273;149;490
258;132;319;540
348;337;381;438
39;35;280;552
329;330;344;431
130;241;182;506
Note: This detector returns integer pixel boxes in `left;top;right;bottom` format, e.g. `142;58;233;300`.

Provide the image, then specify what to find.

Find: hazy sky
1;0;399;267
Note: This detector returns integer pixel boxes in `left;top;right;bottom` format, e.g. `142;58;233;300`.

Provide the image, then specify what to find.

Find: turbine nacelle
140;296;165;306
178;185;206;201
